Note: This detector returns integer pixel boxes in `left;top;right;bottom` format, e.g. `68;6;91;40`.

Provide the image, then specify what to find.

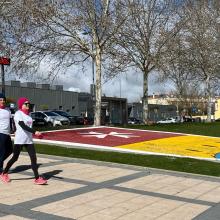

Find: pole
92;56;95;85
1;64;5;95
119;74;121;98
92;48;95;85
91;42;95;124
90;39;95;85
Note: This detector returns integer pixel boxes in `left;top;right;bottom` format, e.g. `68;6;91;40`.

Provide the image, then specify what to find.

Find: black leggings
4;144;39;179
0;133;13;172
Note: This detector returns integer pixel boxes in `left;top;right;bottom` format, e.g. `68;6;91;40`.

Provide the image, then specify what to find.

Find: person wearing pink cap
0;97;47;185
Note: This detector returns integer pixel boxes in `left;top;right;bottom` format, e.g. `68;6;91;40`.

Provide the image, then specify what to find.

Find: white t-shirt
0;108;12;135
14;110;33;144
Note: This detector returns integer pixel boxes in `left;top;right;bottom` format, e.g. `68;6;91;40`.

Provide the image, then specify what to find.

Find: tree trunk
94;47;102;126
206;76;212;122
142;71;149;124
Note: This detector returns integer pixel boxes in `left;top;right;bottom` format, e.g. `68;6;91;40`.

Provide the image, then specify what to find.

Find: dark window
38;112;45;118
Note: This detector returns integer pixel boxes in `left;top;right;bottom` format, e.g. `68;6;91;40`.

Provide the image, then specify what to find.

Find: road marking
79;131;139;139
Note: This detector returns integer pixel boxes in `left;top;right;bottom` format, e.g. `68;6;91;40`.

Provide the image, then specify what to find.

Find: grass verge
123;122;220;137
34;144;220;177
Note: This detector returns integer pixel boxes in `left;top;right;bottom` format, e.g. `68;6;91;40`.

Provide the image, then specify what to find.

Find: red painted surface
36;127;183;147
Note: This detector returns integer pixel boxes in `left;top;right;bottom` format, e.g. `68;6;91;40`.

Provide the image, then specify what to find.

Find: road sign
0;57;10;65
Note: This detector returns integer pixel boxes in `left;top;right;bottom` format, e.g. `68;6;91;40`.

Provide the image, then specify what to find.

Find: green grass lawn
34;144;220;177
33;122;220;177
123;122;220;137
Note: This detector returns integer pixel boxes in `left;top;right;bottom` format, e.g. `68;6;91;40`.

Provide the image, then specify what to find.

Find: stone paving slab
1;153;220;219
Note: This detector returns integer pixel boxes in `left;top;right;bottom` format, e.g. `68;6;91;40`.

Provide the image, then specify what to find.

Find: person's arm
18;121;36;134
10;118;16;133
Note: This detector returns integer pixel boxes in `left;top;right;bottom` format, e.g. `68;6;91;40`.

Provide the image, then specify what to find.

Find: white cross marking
79;131;139;139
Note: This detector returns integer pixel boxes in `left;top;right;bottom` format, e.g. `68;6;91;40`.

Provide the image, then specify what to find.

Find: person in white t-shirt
1;97;47;185
0;93;13;174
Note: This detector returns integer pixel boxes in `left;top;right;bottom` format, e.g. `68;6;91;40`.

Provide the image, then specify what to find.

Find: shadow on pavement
42;170;63;180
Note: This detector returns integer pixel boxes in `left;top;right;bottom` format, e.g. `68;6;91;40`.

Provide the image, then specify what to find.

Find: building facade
78;93;127;125
148;94;219;121
3;80;127;125
4;80;79;115
128;102;177;122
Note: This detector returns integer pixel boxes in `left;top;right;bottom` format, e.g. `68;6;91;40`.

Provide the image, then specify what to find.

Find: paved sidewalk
1;153;220;220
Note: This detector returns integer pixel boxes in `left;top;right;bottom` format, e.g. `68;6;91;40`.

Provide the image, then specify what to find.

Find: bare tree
158;33;193;93
0;0;13;56
180;0;220;122
157;0;220;121
2;0;127;126
158;32;197;116
117;0;182;124
167;84;205;118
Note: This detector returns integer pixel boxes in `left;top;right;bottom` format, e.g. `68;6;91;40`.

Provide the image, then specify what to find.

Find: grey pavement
1;153;220;220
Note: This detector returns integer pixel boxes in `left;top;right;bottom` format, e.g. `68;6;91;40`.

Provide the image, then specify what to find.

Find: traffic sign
0;57;10;65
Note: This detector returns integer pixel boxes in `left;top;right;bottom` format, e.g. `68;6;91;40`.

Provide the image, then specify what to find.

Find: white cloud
102;70;168;102
6;62;170;102
68;87;81;92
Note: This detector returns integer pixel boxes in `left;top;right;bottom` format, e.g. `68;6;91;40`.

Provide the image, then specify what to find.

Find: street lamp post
92;42;95;85
0;57;10;95
82;30;96;123
82;30;95;84
1;64;5;95
90;40;96;122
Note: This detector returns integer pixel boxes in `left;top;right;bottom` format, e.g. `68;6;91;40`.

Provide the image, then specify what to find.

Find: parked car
31;111;70;127
85;117;94;125
76;116;85;125
183;116;195;122
30;112;48;126
76;116;94;125
52;110;77;125
128;117;142;124
157;118;177;124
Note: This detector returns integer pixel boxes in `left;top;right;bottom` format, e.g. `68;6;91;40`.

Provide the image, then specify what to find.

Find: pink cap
17;97;29;109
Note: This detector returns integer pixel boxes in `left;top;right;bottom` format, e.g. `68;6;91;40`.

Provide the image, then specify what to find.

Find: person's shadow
9;164;63;180
10;164;36;173
42;170;63;180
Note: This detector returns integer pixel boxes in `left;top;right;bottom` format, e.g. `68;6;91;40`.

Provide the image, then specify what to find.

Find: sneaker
34;176;47;185
0;173;10;183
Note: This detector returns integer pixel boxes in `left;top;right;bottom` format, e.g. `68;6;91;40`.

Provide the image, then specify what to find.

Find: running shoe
34;176;47;185
0;173;10;183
